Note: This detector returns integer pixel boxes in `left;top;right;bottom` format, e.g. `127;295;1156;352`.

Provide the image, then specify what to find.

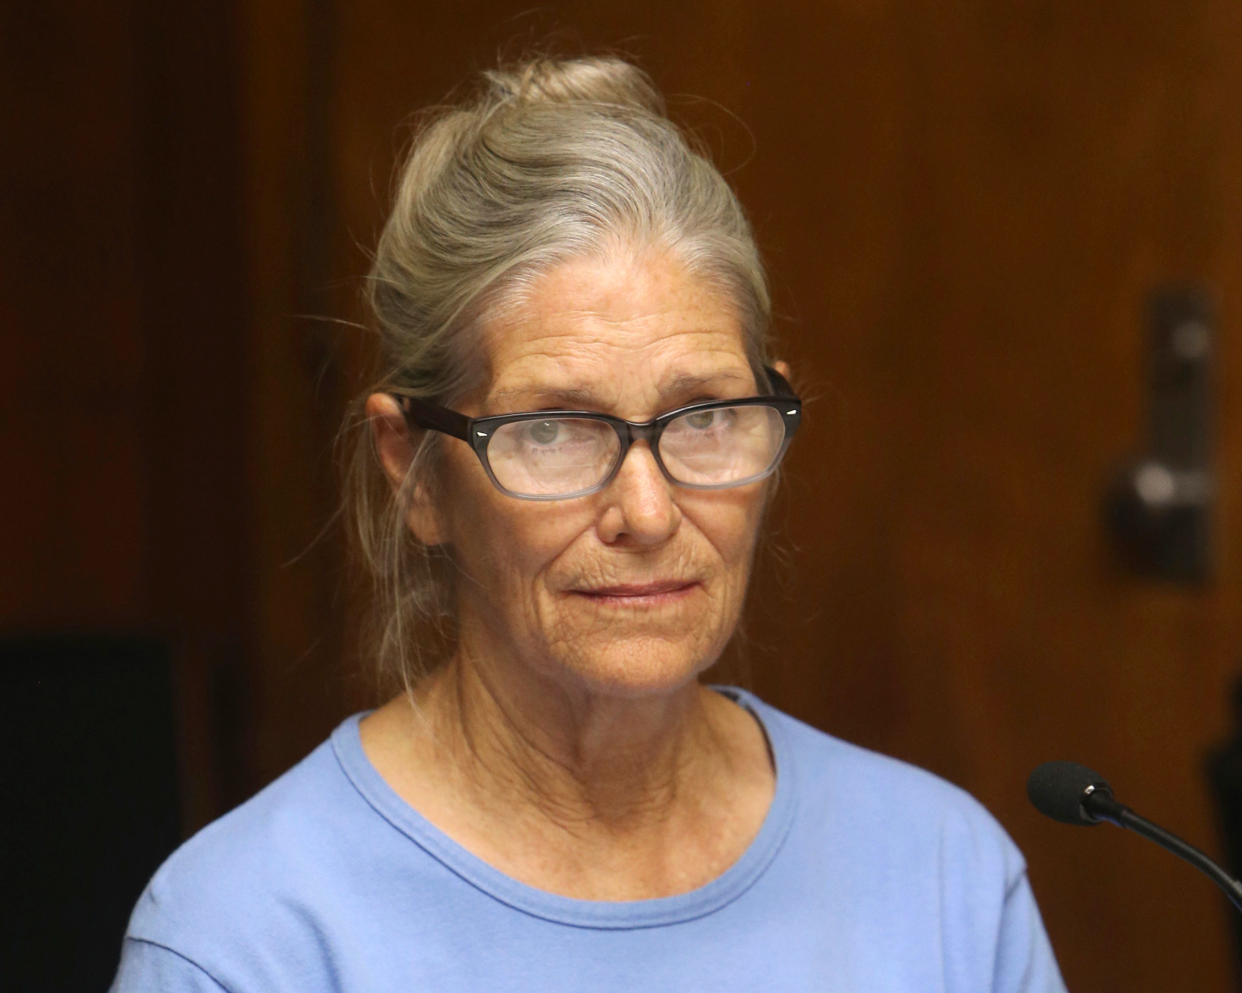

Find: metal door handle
1105;287;1215;584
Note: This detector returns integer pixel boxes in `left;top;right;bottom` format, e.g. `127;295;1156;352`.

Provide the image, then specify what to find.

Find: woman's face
425;250;770;702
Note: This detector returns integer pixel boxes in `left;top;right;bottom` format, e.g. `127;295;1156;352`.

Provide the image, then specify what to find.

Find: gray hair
345;55;772;694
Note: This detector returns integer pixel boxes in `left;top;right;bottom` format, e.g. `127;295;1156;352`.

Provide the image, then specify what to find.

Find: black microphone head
1027;760;1113;826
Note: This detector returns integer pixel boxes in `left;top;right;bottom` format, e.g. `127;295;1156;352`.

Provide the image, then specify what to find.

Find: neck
420;649;726;831
361;643;776;899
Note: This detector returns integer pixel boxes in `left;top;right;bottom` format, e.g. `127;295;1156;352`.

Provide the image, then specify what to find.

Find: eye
525;420;561;445
684;410;720;430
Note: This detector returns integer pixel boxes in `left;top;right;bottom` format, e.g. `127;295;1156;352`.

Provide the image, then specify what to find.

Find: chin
554;637;722;701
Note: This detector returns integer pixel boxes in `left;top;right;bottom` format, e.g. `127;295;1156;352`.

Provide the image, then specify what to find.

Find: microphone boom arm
1083;786;1242;911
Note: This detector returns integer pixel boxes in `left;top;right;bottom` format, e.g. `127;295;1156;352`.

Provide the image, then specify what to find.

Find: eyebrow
486;370;754;412
487;385;600;410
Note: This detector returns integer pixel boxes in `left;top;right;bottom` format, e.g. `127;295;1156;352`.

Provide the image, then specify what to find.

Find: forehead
477;251;753;413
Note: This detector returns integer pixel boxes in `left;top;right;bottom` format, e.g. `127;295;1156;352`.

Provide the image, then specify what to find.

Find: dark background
4;2;1242;991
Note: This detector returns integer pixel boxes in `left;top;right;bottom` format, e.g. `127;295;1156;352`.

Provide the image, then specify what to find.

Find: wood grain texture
249;4;1242;989
6;2;1241;990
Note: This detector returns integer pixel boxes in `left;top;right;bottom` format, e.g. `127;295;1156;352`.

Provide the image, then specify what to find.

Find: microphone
1027;760;1242;911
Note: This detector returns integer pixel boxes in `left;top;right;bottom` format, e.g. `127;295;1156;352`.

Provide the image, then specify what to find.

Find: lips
570;580;700;604
581;581;692;596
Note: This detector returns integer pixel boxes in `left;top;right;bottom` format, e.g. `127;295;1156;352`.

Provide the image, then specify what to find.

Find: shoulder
727;690;1067;991
735;690;1027;882
145;731;350;900
121;720;372;979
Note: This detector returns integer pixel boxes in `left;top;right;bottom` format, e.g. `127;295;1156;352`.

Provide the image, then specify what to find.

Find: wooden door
9;2;1239;991
279;6;1239;990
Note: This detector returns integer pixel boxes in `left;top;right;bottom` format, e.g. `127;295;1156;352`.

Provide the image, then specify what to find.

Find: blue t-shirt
111;689;1067;991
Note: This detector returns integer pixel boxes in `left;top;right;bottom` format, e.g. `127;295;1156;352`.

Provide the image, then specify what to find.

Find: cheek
433;455;511;580
439;465;586;601
687;487;767;571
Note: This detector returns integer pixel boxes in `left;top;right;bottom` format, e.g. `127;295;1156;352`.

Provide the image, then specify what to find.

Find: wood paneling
252;4;1242;990
2;0;253;828
7;2;1242;991
1;2;147;625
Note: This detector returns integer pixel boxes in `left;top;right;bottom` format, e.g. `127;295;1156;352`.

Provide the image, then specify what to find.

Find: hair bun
483;56;664;114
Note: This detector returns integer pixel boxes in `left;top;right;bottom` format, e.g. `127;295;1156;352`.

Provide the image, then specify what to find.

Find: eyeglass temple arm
763;365;796;398
393;394;472;441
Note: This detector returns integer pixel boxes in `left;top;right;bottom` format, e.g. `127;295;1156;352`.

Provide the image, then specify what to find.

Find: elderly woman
112;56;1066;992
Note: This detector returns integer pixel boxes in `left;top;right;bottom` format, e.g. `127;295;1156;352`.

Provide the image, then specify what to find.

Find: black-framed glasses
391;366;802;501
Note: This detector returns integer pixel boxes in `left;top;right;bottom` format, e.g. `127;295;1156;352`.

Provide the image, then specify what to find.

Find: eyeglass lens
485;405;787;498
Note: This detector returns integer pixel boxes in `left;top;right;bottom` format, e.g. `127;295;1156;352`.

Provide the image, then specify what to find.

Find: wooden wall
6;2;1242;990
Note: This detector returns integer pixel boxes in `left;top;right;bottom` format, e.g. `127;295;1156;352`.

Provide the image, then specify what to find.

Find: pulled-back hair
345;55;772;694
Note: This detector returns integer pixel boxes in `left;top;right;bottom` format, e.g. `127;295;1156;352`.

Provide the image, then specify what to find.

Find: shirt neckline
330;686;797;929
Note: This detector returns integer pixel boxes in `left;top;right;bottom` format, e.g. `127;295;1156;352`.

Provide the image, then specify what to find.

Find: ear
365;392;447;546
772;359;792;382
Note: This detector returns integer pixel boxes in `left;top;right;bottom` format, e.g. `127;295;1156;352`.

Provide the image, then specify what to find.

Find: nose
595;442;681;546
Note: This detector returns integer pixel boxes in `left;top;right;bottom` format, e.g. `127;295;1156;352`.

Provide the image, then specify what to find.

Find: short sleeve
110;938;231;993
992;871;1068;993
